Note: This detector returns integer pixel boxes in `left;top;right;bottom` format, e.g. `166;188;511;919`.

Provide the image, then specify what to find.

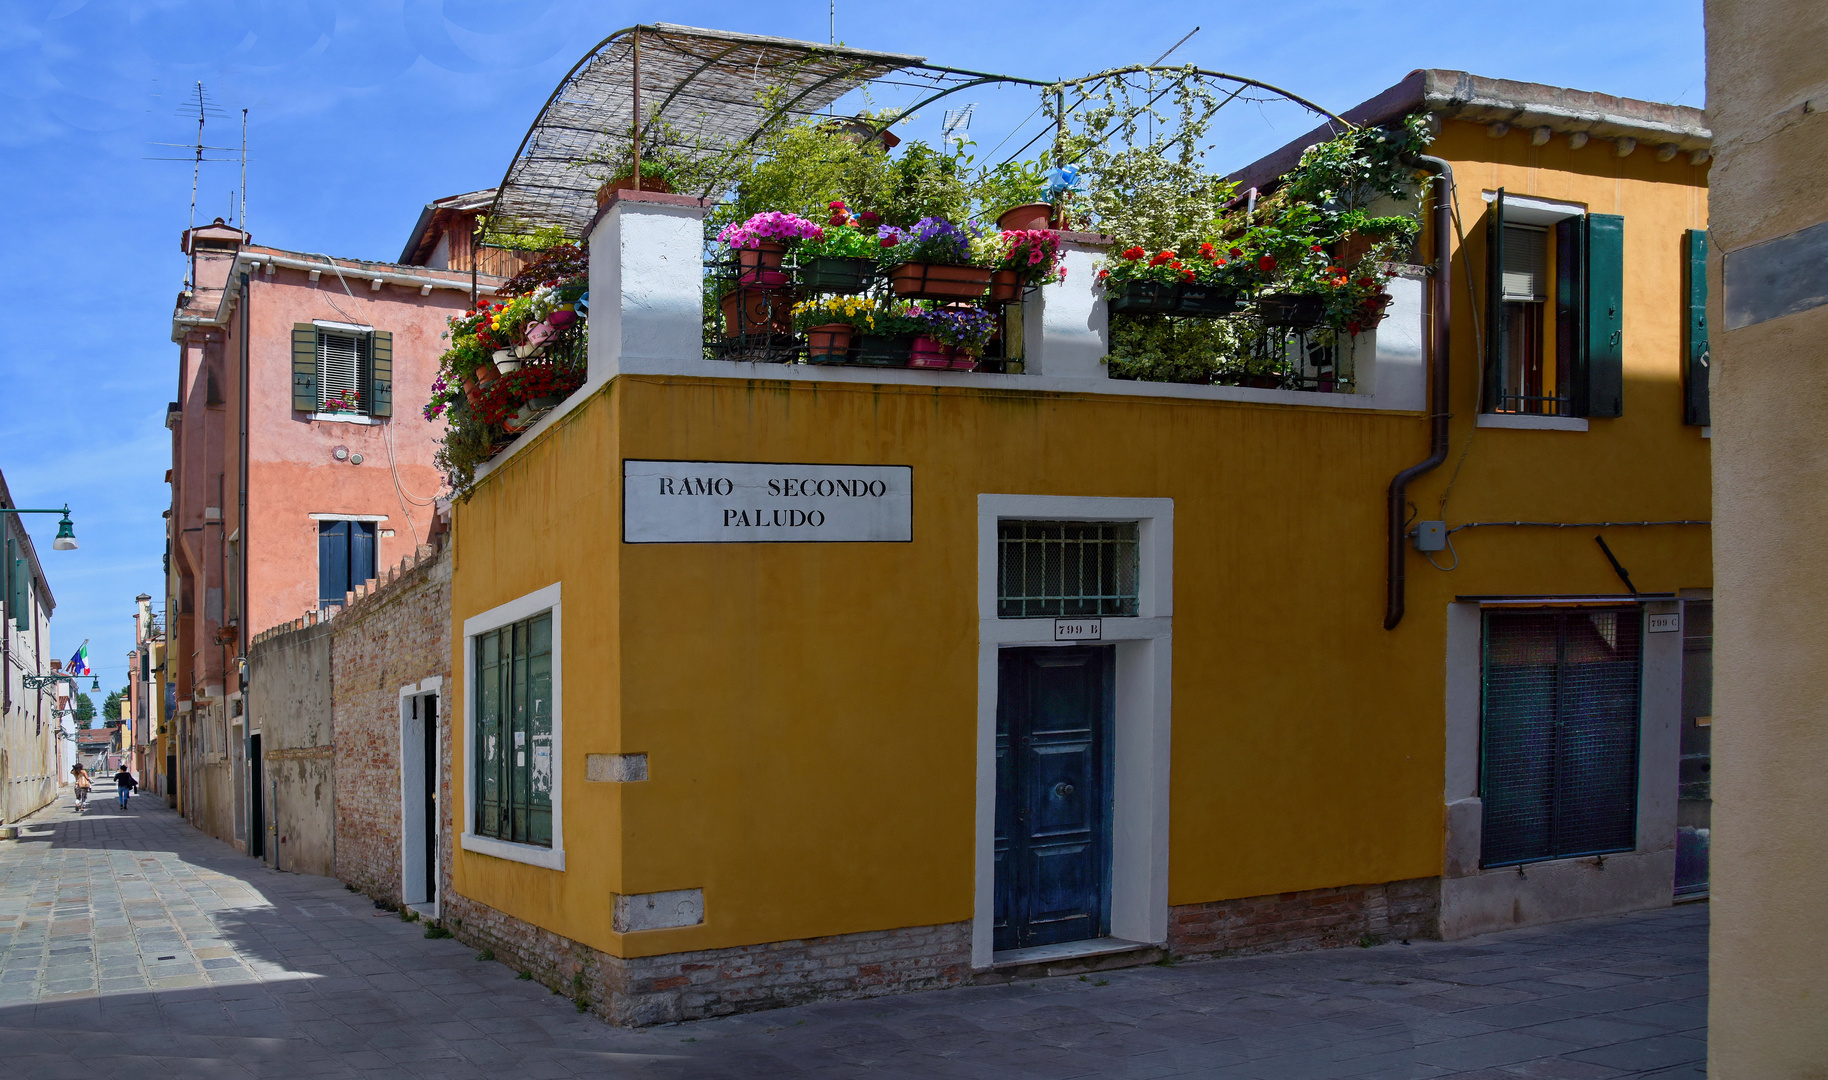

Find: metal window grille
997;520;1139;618
316;331;369;414
1480;608;1642;868
473;612;554;848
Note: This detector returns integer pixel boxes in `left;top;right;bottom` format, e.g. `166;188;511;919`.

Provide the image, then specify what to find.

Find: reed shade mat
484;24;920;243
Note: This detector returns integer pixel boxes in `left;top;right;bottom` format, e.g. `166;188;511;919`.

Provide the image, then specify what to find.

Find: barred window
474;612;554;847
997;520;1139;618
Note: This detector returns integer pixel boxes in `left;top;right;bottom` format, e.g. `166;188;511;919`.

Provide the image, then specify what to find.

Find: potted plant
791;296;874;364
910;304;997;371
881;217;993;300
720;288;796;338
1098;246;1192;314
796;202;881;294
717;211;825;289
972;229;1066;302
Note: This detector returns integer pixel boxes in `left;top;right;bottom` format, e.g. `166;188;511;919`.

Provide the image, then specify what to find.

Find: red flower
1122;246;1146;260
1198;242;1215;255
1229;247;1242;258
829;200;846;209
1215;258;1227;266
1180;270;1195;282
1148;250;1177;267
1258;255;1277;273
880;236;898;248
858;211;881;225
1310;244;1324;253
1357;277;1375;287
1346;320;1363;335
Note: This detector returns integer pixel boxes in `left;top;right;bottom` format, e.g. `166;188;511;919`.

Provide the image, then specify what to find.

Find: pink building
166;199;511;847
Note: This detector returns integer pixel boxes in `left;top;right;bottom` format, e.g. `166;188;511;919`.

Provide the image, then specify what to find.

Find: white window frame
974;495;1174;969
460;583;564;871
311;319;373;419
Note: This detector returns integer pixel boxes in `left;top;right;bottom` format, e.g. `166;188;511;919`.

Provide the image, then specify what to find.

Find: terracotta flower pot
805;323;856;363
908;336;954;369
989;269;1022;303
737;241;790;289
719;288;794;338
594;173;674;206
887;262;993;300
997;203;1054;232
475;360;501;385
462;374;481;406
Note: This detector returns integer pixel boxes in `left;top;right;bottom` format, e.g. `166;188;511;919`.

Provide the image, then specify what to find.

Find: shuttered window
1683;230;1710;426
474;613;554;848
316;331;369;414
317;520;376;611
1481;608;1642;867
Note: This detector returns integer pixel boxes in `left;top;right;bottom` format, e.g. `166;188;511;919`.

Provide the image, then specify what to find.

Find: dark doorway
165;753;176;799
994;645;1114;952
248;734;264;860
422;694;438;905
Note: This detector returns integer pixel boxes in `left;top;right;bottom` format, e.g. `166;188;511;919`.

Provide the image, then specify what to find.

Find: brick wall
329;543;451;902
440;887;972;1026
1168;876;1441;959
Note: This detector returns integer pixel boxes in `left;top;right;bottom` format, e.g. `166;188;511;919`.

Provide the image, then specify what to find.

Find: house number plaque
1054;618;1102;641
623;460;912;543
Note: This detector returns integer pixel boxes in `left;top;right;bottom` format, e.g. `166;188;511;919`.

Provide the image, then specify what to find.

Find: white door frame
399;676;444;911
974;495;1174;968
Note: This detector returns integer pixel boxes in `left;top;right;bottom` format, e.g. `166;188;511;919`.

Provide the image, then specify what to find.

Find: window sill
461;832;565;870
1476;413;1589;432
309;412;381;425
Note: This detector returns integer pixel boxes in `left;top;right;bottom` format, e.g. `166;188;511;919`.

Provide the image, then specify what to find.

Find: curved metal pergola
482;23;1351;244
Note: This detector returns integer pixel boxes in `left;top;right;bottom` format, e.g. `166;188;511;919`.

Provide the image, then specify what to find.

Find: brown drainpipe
1384;154;1454;630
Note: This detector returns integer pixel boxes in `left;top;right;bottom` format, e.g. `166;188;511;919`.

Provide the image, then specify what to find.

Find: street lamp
0;504;79;551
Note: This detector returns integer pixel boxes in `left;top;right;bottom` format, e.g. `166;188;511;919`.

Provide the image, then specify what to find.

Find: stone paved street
0;793;1705;1079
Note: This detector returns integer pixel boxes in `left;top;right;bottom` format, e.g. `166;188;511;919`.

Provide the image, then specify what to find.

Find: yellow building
440;61;1712;1024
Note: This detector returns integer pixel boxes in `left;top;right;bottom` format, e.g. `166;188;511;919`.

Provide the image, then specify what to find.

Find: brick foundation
441;890;972;1026
1169;876;1441;959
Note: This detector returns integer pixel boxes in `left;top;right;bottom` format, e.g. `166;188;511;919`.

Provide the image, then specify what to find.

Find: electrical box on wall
1413;521;1447;551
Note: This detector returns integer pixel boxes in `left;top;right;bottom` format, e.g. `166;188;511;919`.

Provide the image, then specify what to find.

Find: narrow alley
0;793;1704;1079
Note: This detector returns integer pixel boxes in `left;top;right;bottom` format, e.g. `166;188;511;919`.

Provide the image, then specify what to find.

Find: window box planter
989;270;1023;303
798;256;876;295
1106;280;1179;315
1256;293;1327;328
1174;285;1241;317
854;334;913;368
720;288;795;337
804;323;856;364
887;262;993;301
909;336;955;369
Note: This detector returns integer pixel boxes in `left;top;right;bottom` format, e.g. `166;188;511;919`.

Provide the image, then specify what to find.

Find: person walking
114;766;137;809
71;764;91;812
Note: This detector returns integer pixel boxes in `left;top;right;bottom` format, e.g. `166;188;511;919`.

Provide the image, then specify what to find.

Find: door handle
1054;782;1075;798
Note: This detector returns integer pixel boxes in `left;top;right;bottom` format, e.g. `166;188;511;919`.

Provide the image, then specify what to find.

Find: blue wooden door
995;646;1113;951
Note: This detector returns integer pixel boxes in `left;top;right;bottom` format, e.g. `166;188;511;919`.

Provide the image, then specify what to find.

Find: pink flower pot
908;336;954;369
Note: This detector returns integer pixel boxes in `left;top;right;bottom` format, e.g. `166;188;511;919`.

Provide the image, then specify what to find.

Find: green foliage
1083;147;1236;255
973;159;1049;222
98;689;126;726
73;694;94;725
475;948;494;962
424;924;453;939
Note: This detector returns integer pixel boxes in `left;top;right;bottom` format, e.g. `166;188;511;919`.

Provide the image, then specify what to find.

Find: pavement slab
0;792;1706;1078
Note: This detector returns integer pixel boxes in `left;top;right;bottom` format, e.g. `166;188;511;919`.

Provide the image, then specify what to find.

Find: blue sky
0;0;1703;688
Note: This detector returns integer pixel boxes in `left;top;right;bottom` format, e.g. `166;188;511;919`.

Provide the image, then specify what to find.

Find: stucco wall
248;619;335;877
234;257;465;636
1704;0;1828;1072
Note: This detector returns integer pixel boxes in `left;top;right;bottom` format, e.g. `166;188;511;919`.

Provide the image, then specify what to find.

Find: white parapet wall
476;192;1435;484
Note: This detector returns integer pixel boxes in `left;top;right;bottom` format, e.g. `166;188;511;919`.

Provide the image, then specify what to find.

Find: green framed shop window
473;612;554;847
1480;608;1642;867
997;520;1139;618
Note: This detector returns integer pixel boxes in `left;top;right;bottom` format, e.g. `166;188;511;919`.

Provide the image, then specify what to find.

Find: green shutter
7;539;24;633
369;330;393;417
292;323;319;413
1684;230;1710;427
1580;214;1625;418
1483;191;1508;413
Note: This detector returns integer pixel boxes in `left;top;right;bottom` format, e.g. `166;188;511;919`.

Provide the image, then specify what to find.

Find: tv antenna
146;82;248;267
